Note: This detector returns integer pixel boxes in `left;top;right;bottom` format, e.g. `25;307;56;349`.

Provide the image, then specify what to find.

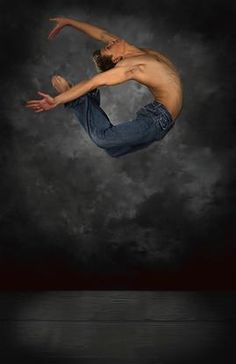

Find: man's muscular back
115;47;183;121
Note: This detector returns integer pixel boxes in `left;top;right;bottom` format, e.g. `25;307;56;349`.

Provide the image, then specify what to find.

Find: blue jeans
64;89;175;157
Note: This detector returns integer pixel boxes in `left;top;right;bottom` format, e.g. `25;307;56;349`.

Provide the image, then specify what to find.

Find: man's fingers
26;103;40;107
26;100;39;104
25;103;40;108
25;99;45;111
48;26;60;39
48;31;55;39
48;30;57;39
25;101;41;107
25;104;40;109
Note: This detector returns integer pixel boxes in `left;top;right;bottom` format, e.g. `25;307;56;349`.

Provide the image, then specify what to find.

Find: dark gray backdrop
0;0;235;287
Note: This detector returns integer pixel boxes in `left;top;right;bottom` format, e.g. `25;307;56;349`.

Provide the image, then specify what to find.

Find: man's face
100;39;124;62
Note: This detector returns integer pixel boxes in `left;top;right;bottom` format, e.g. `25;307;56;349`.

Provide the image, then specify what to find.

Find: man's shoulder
116;55;156;74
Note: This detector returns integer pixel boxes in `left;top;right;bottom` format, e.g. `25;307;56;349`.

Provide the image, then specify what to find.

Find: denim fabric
64;89;175;157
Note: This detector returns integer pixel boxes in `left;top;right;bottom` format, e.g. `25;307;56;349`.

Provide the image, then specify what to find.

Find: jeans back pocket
158;115;169;130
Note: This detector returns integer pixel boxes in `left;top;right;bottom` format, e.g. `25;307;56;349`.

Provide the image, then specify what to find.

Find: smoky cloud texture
0;0;235;273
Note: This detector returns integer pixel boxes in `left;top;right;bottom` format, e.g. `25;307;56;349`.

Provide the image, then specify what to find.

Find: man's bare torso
117;46;183;121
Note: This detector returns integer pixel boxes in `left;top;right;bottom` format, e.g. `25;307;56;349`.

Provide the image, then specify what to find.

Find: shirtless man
25;17;183;157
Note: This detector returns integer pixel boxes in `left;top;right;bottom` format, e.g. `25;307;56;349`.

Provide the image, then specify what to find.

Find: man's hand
25;92;58;112
48;17;69;39
48;17;121;43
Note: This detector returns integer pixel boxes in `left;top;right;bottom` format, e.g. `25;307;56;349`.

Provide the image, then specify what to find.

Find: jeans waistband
149;100;174;124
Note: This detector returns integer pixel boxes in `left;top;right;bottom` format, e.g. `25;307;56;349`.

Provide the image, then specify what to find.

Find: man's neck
122;43;145;58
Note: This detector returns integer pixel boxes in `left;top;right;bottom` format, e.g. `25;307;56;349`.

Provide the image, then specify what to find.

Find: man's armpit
91;66;142;87
93;66;135;87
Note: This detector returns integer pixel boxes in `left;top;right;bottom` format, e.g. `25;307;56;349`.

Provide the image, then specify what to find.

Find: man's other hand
48;17;69;39
25;92;58;112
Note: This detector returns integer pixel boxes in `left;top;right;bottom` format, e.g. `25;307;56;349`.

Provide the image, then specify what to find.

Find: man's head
92;38;125;72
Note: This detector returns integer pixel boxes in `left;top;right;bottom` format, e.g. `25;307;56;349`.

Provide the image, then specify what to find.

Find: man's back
116;46;183;121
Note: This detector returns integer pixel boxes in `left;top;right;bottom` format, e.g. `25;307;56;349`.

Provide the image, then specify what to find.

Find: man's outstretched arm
48;17;121;43
55;65;139;104
25;65;139;112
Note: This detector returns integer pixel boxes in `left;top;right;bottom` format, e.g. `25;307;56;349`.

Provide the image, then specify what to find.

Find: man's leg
52;75;158;157
66;93;160;157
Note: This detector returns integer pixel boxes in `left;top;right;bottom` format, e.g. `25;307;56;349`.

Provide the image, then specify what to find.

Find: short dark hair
92;49;116;72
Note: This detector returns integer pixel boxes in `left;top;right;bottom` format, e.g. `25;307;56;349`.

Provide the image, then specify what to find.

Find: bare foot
51;75;73;94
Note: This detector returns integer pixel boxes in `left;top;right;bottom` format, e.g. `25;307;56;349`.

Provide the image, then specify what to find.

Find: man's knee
103;145;133;158
92;130;112;149
94;135;129;157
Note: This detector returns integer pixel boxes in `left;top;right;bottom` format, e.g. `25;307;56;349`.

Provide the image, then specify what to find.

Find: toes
52;76;61;89
55;75;63;82
51;74;71;92
51;76;58;86
51;75;62;83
